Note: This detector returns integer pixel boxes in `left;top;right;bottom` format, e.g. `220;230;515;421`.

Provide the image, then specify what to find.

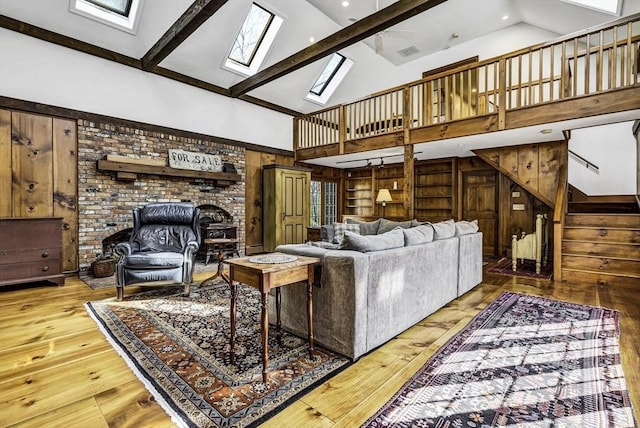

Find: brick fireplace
77;119;245;272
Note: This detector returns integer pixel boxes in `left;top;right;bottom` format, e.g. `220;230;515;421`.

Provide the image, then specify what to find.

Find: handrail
568;149;600;173
553;164;568;282
295;13;640;153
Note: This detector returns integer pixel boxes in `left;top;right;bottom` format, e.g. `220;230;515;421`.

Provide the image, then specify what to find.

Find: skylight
224;3;283;76
306;53;353;106
560;0;622;15
310;53;346;96
85;0;132;16
70;0;143;34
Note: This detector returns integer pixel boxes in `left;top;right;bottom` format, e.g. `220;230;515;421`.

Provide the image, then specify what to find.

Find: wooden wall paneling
11;112;53;218
538;140;566;199
0;109;11;217
499;146;519;177
498;173;511;257
53;118;78;272
517;144;539;191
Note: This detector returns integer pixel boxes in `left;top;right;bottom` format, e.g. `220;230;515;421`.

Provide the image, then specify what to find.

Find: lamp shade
376;188;392;203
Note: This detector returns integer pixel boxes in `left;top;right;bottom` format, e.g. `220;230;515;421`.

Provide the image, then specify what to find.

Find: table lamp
376;188;392;217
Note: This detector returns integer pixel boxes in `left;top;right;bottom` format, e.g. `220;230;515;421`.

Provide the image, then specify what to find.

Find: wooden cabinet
414;158;457;221
263;165;311;252
0;217;64;286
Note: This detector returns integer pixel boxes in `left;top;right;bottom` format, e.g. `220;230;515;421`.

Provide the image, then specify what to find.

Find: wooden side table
201;238;238;283
226;253;320;383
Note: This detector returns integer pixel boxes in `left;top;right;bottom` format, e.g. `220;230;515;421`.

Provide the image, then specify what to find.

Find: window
310;181;322;227
224;3;283;76
306;53;354;106
560;0;622;15
70;0;143;34
85;0;132;16
310;180;338;227
310;54;346;96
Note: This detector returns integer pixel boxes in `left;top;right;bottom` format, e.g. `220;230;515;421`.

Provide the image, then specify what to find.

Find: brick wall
77;119;245;271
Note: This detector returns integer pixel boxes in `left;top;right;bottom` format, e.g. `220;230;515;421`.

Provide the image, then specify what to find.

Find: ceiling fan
370;0;415;54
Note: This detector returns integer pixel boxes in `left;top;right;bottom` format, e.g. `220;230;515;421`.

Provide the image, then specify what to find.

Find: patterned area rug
86;280;351;427
363;292;636;427
488;257;553;280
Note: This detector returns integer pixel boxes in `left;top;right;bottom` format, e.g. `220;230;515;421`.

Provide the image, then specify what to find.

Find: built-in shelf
97;159;241;186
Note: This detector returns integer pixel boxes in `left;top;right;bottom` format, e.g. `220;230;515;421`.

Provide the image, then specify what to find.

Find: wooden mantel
97;159;241;186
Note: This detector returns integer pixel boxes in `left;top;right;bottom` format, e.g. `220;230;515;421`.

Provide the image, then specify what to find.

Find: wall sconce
376;188;392;217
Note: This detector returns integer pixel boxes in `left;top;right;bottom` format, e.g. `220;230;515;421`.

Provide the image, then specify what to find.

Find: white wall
568;121;637;195
0;28;293;151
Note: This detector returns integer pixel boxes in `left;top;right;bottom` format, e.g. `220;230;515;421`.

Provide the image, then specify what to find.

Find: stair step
565;213;640;228
561;255;640;277
562;240;640;259
563;226;640;243
561;268;640;287
568;201;639;213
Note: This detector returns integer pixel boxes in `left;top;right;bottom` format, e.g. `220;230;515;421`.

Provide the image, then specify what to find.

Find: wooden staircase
562;211;640;286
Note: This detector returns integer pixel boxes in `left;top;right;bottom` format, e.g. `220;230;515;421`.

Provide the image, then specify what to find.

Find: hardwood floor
1;265;638;427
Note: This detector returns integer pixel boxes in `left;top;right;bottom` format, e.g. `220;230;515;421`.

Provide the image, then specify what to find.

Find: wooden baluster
597;30;603;92
585;34;591;95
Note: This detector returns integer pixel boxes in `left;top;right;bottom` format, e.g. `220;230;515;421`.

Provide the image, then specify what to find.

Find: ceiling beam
141;0;229;70
229;0;448;97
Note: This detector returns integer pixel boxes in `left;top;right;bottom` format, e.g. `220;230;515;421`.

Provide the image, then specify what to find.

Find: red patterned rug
488;257;553;280
363;292;636;427
85;280;350;427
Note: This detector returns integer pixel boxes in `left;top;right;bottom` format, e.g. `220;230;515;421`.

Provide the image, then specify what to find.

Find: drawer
0;259;62;281
0;248;62;264
0;219;62;249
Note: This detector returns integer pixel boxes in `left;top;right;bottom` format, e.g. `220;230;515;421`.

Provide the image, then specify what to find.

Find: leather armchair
115;202;201;300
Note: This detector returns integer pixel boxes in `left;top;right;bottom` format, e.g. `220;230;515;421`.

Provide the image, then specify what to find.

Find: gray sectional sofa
273;218;483;360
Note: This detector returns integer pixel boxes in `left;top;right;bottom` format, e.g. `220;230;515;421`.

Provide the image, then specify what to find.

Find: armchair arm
115;242;140;257
184;241;199;257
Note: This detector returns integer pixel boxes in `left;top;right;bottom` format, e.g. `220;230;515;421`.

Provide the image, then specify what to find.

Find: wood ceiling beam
228;0;448;98
0;14;142;68
141;0;229;70
0;14;301;116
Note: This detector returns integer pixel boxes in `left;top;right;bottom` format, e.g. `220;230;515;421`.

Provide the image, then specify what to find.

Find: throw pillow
402;225;434;246
340;229;404;252
332;223;360;244
455;219;479;236
321;224;335;242
346;217;381;235
377;218;415;234
429;219;456;240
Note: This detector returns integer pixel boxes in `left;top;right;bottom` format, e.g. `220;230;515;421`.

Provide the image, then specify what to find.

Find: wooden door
463;170;498;256
280;170;308;245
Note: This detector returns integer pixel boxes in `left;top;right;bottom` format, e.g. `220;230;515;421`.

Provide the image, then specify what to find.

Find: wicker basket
92;258;116;278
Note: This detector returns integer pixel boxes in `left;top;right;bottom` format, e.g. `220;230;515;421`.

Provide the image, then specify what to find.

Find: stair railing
553;164;568;281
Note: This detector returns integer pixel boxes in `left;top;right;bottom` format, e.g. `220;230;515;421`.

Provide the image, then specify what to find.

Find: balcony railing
295;13;640;152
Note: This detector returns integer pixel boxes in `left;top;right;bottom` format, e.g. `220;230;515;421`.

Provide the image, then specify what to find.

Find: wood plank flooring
1;265;638;427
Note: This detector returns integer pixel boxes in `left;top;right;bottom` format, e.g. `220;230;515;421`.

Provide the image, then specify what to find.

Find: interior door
281;171;308;245
463;170;498;256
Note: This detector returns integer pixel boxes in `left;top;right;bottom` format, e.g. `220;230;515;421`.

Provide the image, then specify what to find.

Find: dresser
0;217;65;287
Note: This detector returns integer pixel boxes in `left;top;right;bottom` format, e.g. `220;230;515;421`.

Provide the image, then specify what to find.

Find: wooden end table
225;253;320;383
200;238;238;283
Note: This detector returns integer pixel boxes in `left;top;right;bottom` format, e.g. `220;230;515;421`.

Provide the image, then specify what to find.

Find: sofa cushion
402;225;434;246
333;223;361;244
311;241;340;249
339;229;404;252
321;224;335;242
124;251;184;268
430;219;456;240
455;219;479;236
377;218;415;234
346;218;381;235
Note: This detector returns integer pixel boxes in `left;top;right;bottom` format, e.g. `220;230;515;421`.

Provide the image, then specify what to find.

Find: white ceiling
1;0;639;167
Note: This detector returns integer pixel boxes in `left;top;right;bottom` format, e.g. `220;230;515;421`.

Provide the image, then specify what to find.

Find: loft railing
295;13;640;151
